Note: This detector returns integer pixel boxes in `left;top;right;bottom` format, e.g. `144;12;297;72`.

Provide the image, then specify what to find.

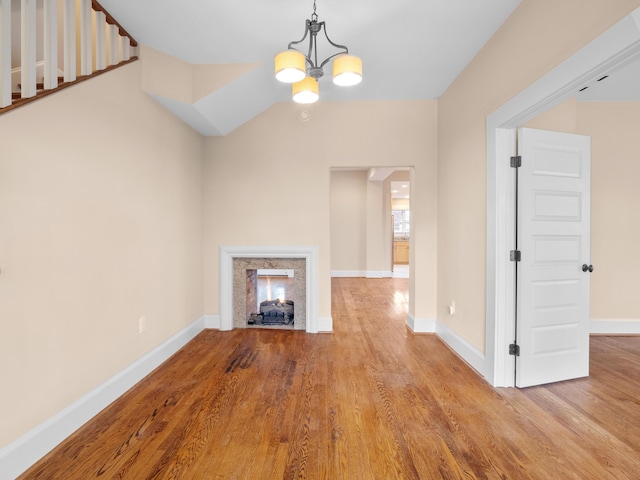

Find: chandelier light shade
275;50;306;83
292;77;319;104
332;54;363;86
275;0;362;102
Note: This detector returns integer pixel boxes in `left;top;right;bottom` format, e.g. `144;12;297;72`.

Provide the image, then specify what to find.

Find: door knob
582;264;594;273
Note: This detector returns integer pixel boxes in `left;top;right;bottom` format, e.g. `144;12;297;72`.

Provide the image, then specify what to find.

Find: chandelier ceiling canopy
274;0;363;104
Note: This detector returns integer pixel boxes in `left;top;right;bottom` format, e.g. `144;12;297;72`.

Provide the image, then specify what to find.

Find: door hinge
510;155;522;168
509;343;520;356
510;250;521;262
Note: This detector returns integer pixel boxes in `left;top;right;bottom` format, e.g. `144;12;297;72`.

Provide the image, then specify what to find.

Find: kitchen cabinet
394;241;409;264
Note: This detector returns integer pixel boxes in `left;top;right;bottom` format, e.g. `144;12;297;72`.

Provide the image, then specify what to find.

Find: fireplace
219;246;319;333
239;258;306;330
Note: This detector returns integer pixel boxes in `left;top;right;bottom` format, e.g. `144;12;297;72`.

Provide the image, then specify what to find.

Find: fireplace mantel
219;246;319;333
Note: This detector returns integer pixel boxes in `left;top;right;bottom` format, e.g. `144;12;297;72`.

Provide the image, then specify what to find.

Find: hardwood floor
20;278;640;479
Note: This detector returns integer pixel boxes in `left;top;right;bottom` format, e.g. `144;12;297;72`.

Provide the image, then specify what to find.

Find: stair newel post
108;24;119;66
95;10;106;70
63;0;76;83
79;0;92;76
0;0;10;108
43;0;58;90
21;0;37;99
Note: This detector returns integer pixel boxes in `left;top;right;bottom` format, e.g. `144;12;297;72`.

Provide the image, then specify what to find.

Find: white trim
591;319;640;335
406;314;436;333
365;270;391;278
405;317;485;377
203;314;221;329
63;0;77;82
43;0;58;89
0;316;208;480
21;0;37;98
257;269;294;277
317;316;333;332
219;245;320;333
485;8;640;387
436;321;486;376
0;0;10;107
330;270;366;277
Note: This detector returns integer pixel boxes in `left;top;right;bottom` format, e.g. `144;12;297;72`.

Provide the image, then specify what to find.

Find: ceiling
97;0;640;135
391;181;410;200
576;57;640;101
99;0;523;134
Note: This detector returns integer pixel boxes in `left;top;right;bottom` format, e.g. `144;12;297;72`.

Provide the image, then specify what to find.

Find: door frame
485;8;640;387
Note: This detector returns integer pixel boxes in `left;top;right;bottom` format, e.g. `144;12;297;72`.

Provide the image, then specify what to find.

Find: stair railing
0;0;138;115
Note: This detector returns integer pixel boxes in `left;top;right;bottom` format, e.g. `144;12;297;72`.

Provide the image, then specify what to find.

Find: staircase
0;0;138;115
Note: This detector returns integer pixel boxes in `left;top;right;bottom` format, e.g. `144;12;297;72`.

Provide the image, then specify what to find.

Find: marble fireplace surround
219;246;319;333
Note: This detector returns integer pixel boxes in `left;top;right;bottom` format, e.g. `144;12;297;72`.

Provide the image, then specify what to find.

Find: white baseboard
366;270;391;278
317;316;333;332
591;319;640;335
435;321;485;376
406;314;436;333
330;270;366;277
0;316;209;480
204;314;221;329
405;316;485;376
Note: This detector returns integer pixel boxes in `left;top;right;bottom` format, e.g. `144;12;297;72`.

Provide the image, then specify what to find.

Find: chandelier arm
286;20;319;69
320;24;349;53
319;51;348;70
287;21;311;51
318;24;349;69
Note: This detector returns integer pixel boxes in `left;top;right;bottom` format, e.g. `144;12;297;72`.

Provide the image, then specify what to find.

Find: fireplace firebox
232;257;306;330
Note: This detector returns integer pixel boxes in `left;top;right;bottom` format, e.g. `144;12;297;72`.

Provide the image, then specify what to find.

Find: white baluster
63;0;76;82
79;0;92;75
0;0;10;107
95;11;106;70
44;0;58;89
21;0;37;98
108;24;118;66
120;36;131;62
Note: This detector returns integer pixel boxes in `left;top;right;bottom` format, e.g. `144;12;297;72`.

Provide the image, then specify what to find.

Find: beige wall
437;0;640;351
203;100;438;320
523;97;578;133
393;198;410;210
330;170;368;272
0;61;205;448
577;101;640;319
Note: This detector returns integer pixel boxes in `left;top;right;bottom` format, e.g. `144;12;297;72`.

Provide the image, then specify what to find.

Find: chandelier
274;0;362;104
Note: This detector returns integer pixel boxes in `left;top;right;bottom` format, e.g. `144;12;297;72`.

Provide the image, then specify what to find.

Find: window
393;210;410;238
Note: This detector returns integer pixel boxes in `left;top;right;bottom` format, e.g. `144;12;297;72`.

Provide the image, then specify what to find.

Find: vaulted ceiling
98;0;640;135
99;0;522;135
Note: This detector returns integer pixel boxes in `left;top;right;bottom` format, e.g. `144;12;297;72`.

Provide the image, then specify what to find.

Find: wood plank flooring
20;278;640;479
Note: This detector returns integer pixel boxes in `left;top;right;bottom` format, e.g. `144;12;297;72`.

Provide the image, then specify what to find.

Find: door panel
516;128;591;387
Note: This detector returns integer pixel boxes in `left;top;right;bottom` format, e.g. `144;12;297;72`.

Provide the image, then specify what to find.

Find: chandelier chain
312;0;318;22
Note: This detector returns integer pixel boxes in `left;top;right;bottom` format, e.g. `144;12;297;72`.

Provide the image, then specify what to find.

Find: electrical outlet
139;316;147;333
449;301;456;316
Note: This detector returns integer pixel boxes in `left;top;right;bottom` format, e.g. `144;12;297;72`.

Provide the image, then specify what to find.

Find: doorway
391;174;411;278
329;167;412;280
485;8;640;387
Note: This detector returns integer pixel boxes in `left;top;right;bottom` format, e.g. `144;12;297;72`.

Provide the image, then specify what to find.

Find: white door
515;128;592;388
